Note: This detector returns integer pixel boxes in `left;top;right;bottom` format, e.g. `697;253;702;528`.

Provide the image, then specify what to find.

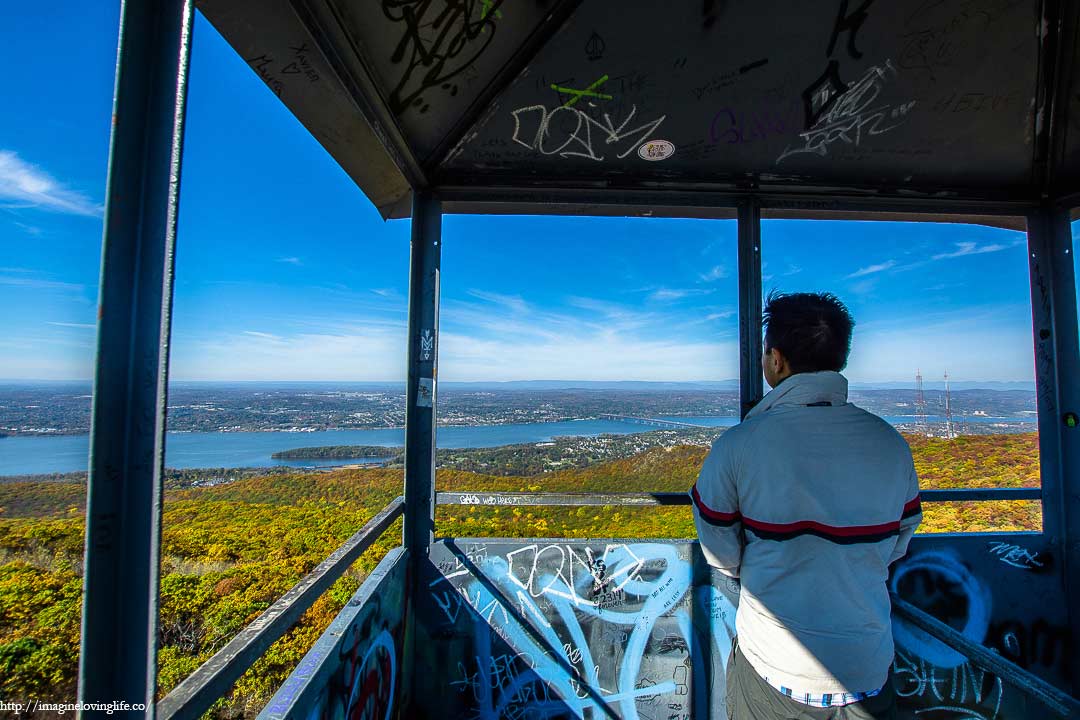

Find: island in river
270;445;402;460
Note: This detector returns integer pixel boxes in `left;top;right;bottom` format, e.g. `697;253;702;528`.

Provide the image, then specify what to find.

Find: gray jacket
691;371;921;693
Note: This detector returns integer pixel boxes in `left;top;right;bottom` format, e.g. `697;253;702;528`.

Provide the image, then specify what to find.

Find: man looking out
691;291;922;720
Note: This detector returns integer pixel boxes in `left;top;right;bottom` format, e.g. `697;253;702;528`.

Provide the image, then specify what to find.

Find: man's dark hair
763;291;855;373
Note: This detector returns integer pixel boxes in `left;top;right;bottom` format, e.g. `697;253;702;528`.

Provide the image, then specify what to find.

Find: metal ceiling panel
442;0;1040;193
327;0;564;163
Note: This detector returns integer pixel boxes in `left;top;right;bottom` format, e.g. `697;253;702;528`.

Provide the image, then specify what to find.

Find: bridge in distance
599;413;711;430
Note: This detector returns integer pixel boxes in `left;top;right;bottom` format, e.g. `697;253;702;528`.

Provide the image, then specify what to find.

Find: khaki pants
725;640;897;720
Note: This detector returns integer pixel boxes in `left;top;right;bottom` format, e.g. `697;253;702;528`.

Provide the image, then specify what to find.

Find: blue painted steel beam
79;0;193;714
401;190;442;716
1027;205;1080;695
738;200;764;418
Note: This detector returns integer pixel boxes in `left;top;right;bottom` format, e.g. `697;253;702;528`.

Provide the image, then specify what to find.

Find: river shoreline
0;415;1036;477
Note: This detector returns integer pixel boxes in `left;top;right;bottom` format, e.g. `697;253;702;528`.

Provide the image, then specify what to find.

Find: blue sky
0;4;1054;384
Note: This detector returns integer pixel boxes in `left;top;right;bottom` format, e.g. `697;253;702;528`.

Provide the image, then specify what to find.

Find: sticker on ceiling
638;140;675;161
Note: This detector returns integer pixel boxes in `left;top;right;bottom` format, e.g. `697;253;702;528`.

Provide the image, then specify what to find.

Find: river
0;415;1034;476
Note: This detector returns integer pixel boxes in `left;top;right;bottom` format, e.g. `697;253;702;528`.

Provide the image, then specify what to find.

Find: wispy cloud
172;324;407;381
467;289;529;314
46;321;95;329
931;239;1024;261
242;330;284;341
0;274;84;292
648;288;713;302
846;260;896;278
706;311;735;321
699;265;728;282
276;256;302;266
13;222;43;236
848;278;878;295
439;330;737;382
0;150;102;217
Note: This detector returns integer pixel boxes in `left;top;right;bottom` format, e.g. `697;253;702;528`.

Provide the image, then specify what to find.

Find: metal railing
436;487;1042;507
892;594;1080;718
156;496;404;720
150;490;1077;720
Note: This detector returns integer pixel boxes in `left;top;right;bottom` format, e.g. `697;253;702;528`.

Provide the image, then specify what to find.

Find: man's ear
770;348;788;374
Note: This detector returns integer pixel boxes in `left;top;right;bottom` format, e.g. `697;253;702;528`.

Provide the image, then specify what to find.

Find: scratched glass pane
762;218;1041;532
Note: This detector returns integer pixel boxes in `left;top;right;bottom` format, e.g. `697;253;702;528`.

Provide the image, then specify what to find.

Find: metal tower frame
76;0;1080;714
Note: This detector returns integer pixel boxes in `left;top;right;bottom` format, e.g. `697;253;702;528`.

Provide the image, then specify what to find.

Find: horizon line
0;377;1038;386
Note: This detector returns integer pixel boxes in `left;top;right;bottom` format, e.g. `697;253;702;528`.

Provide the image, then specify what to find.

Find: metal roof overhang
195;0;1080;229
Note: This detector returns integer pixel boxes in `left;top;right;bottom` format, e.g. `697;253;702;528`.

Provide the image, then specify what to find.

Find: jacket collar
746;371;849;420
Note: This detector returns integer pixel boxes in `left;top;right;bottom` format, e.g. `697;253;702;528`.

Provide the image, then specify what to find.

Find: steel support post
1027;206;1080;695
403;191;442;559
79;0;193;714
401;191;442;715
738;200;764;418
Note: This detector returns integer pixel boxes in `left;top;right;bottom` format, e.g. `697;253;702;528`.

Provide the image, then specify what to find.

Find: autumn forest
0;432;1041;716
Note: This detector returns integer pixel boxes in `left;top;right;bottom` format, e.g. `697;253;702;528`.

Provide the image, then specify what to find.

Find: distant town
0;381;1038;437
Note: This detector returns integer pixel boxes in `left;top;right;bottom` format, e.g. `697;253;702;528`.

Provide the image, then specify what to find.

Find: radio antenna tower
944;370;954;440
914;369;927;434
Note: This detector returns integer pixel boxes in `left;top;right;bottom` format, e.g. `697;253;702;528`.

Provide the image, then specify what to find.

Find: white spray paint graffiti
506;543;644;607
429;542;737;720
893;648;1004;720
891;550;992;669
890;551;1010;719
511;104;666;161
986;541;1044;570
432;543;1033;719
777;60;915;163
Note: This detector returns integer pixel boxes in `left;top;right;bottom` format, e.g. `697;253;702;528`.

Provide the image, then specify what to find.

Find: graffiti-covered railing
413;536;1074;720
891;595;1080;718
156;496;405;720
436;488;1042;507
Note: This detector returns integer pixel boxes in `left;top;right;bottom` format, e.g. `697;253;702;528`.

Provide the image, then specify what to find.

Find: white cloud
277;256;302;265
931;239;1024;261
13;222;43;236
650;288;687;301
847;307;1036;383
0;274;84;292
848;278;878;295
170;285;744;381
846;260;896;278
439;330;738;382
46;321;96;329
0;150;102;217
242;330;283;341
648;288;713;302
700;265;728;281
171;324;407;381
467;289;529;314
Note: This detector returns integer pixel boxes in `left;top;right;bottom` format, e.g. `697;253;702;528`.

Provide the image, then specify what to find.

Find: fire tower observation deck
81;1;1080;718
